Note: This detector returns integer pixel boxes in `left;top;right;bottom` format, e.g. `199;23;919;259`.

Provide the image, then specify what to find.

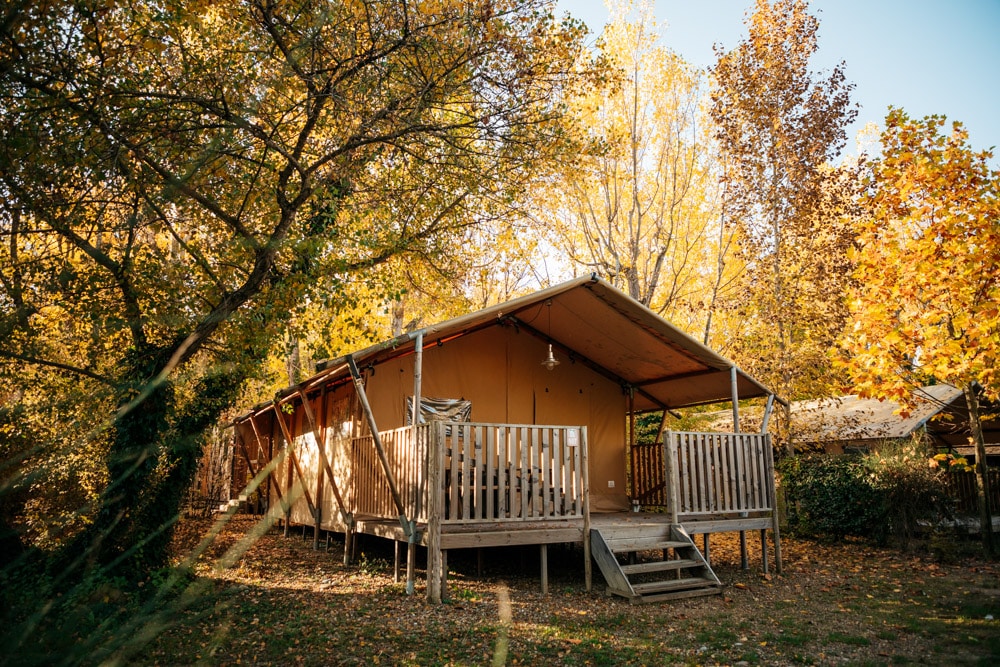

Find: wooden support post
394;541;402;584
540;544;548;595
628;388;636;502
703;533;710;565
249;415;286;519
426;422;444;603
740;532;749;570
312;388;327;550
760;394;776;434
297;388;352;531
760;529;769;574
407;332;424;597
665;432;680;525
732;367;749;571
344;524;354;566
347;355;410;537
406;539;417;595
441;549;449;601
283;425;293;537
764;433;783;574
582;427;592;593
265;418;274;517
730;367;741;432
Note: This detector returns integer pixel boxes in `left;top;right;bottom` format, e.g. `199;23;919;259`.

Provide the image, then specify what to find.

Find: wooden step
632;577;719;595
620;558;703;575
606;538;688;553
631;586;723;604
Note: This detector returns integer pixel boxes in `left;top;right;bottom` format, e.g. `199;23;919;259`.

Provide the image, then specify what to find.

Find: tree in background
710;0;857;449
537;0;728;325
840;108;998;555
0;0;588;579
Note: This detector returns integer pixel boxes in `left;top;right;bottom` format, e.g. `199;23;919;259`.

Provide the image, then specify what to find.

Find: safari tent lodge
229;275;783;604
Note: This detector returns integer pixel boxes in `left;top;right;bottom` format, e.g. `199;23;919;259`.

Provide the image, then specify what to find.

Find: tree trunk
964;382;994;557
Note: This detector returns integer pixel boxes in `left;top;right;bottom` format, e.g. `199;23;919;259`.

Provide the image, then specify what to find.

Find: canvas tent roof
793;384;966;443
252;275;773;417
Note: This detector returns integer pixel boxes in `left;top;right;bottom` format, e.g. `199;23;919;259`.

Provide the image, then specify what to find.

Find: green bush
778;437;948;546
779;454;889;543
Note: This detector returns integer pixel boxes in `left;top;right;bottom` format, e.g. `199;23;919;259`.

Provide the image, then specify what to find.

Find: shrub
779;454;888;543
863;438;948;549
779;436;950;547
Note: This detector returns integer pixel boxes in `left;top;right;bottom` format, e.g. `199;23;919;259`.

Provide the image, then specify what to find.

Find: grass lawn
7;515;999;666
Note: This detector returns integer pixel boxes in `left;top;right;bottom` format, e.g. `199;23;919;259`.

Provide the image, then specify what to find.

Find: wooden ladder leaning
591;523;721;604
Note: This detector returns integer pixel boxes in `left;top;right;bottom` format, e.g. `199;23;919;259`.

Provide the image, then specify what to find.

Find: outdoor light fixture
541;299;560;370
542;343;560;371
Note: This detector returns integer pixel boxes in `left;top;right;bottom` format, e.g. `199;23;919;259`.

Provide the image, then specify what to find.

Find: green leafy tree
0;0;588;578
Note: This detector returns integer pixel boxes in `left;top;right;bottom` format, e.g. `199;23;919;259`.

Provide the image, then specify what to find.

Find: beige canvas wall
362;325;630;511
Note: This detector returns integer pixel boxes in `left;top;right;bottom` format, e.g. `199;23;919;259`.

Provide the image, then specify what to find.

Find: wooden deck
348;511;774;547
247;420;780;601
591;511;773;536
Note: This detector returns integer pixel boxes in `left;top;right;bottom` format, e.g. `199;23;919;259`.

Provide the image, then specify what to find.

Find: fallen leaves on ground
138;516;1000;666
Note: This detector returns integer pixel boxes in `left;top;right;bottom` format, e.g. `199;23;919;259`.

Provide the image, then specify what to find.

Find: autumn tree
710;0;857;448
0;0;587;578
536;0;725;322
840;108;999;555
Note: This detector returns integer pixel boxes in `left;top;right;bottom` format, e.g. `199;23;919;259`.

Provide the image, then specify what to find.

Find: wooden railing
351;423;431;520
631;441;667;507
349;422;588;525
943;469;1000;515
664;431;775;520
437;423;587;524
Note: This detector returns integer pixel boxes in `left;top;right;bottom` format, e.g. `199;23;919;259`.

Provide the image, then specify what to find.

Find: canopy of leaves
840;108;1000;406
709;0;857;424
0;0;589;576
536;0;727;329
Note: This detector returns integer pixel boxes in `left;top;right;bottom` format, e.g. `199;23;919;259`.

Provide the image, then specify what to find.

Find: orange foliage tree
710;0;857;448
840;108;999;555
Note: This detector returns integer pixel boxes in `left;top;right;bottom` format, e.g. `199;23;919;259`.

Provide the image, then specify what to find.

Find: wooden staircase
591;523;721;604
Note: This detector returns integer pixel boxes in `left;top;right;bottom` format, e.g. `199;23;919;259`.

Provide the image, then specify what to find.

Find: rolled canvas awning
283;274;774;414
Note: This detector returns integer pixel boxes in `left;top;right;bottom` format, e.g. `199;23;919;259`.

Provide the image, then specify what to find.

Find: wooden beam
760;394;776;434
296;388;352;526
426;422;444;603
312;387;327;550
764;433;783;574
731;367;749;571
731;366;741;433
540;544;548;595
439;527;583;549
274;405;317;518
665;432;680;525
582;426;592;593
679;517;774;533
248;415;286;513
407;331;424;596
347;355;411;537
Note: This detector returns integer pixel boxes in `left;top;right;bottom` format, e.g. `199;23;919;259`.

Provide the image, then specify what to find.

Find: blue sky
554;0;1000;160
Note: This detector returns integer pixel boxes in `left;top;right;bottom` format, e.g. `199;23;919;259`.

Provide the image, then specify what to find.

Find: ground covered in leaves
129;515;1000;665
